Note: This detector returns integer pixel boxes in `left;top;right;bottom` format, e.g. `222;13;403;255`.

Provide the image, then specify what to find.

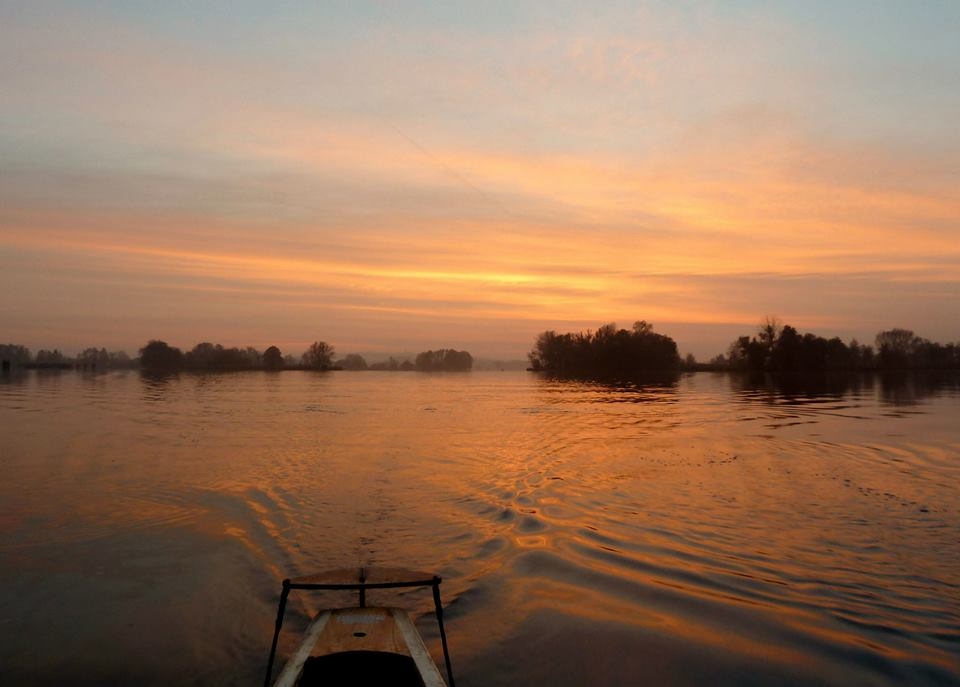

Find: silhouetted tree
825;336;851;369
529;321;679;376
217;346;247;369
769;325;800;371
302;341;335;369
74;348;134;369
184;342;249;370
847;339;875;369
528;331;569;372
758;316;782;354
915;340;960;369
77;347;110;369
876;329;919;369
36;349;67;363
872;329;959;370
0;344;31;369
336;353;368;370
727;323;852;372
185;342;218;369
736;317;783;370
721;321;960;373
415;349;473;371
263;346;284;370
728;336;766;370
139;340;184;370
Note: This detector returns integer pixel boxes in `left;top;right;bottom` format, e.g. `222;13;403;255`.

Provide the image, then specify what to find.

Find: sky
1;1;958;360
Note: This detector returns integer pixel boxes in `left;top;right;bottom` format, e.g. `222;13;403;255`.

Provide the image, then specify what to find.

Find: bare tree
875;328;919;368
758;315;782;348
302;341;335;369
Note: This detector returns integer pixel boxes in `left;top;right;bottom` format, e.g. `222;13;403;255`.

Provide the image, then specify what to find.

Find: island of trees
528;321;680;377
714;319;960;373
523;317;960;379
414;349;474;371
4;318;958;377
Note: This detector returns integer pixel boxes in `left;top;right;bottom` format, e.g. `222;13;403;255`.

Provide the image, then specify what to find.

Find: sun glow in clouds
1;2;958;358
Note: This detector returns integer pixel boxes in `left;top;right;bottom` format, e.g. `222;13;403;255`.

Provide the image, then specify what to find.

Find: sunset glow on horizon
2;2;958;359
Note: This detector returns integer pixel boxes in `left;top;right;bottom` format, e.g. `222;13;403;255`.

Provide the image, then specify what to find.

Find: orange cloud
3;5;958;356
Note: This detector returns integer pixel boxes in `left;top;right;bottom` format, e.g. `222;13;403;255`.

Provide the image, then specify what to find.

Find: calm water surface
1;370;958;685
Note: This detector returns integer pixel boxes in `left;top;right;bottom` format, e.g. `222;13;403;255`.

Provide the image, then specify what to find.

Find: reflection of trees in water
0;368;28;386
538;370;680;401
878;370;960;406
728;370;960;406
729;371;874;401
139;370;181;402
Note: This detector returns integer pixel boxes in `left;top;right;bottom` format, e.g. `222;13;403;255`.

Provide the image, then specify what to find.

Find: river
1;369;958;685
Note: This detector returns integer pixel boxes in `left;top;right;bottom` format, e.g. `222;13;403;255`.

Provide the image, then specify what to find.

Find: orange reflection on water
2;370;958;684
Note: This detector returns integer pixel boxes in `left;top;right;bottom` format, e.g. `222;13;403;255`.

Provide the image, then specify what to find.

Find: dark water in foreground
1;370;958;686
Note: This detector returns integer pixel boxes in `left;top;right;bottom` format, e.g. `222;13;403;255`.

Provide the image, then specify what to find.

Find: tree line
136;340;474;372
414;349;474;371
715;319;960;372
6;320;957;375
528;321;680;377
0;344;136;370
339;350;474;372
525;317;960;378
0;339;476;373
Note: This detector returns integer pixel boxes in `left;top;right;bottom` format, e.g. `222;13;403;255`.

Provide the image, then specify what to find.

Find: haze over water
1;370;958;685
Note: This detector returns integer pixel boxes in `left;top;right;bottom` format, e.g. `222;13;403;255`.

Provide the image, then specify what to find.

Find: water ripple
1;370;958;685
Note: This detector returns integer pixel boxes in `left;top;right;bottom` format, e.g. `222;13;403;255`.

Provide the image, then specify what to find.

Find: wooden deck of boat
314;607;412;656
273;607;446;687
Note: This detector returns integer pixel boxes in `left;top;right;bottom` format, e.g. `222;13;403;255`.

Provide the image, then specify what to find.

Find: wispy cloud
2;2;958;356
